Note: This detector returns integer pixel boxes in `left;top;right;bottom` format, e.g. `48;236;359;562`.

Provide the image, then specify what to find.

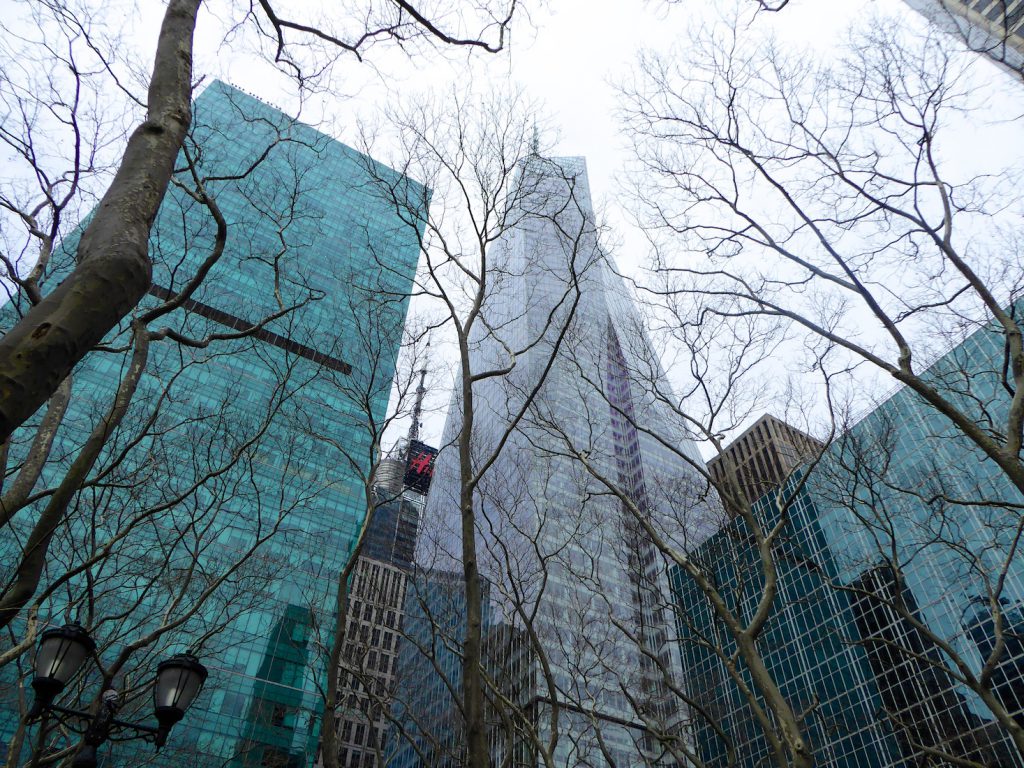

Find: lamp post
26;623;208;768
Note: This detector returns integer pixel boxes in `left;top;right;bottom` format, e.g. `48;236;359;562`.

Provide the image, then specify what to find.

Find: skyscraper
677;416;896;766
671;477;906;768
707;414;823;514
387;568;495;768
902;0;1024;74
399;155;706;766
676;287;1024;765
0;81;425;767
848;566;1019;765
807;306;1024;765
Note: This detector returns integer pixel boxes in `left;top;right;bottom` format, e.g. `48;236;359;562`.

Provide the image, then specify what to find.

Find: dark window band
148;283;351;375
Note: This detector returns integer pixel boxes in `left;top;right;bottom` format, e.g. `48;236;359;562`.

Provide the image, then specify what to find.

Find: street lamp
153;653;209;740
26;623;208;768
29;623;95;717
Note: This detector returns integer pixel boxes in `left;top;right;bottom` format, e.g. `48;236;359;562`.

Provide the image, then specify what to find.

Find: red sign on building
403;440;437;494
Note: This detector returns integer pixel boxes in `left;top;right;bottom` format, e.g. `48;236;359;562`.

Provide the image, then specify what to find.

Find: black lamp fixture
26;623;208;768
153;653;209;746
29;623;96;717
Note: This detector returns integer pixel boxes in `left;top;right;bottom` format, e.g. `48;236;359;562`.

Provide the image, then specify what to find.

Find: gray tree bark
0;0;200;443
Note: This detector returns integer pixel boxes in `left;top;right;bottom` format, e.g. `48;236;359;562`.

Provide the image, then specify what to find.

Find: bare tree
350;82;826;768
622;5;1024;762
310;317;431;768
0;74;427;768
811;401;1024;766
337;87;595;768
0;85;331;631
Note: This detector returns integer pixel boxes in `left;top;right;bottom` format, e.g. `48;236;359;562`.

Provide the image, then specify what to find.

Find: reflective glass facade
387;569;493;768
674;305;1024;766
671;484;905;767
0;81;424;767
810;309;1024;764
398;156;705;766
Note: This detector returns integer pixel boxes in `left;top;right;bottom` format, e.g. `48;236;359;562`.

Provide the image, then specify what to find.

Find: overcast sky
188;0;934;209
8;0;1024;452
185;0;1024;450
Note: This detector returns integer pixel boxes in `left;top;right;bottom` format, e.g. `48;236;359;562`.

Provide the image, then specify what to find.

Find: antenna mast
409;362;428;444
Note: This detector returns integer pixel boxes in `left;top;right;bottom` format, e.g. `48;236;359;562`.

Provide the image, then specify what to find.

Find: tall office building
707;414;823;514
902;0;1024;74
0;81;425;767
397;155;707;766
673;289;1024;765
672;478;907;768
673;474;1024;768
679;418;898;766
319;444;435;768
848;566;1019;765
808;307;1024;765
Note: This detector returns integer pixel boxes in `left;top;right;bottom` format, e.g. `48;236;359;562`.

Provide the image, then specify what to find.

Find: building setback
0;81;425;767
707;413;823;514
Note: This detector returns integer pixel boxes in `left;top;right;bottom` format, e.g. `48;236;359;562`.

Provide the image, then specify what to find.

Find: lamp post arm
62;695;166;767
34;703;94;733
107;716;163;743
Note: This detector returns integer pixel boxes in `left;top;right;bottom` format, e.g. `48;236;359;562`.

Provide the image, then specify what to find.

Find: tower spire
530;123;540;156
409;355;428;444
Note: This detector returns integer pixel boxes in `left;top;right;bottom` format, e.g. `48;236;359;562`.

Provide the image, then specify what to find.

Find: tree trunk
458;366;489;768
0;0;200;443
735;634;814;768
975;683;1024;760
320;573;347;768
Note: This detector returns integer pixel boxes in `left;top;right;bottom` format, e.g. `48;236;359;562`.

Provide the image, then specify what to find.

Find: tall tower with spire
394;155;706;766
317;370;437;768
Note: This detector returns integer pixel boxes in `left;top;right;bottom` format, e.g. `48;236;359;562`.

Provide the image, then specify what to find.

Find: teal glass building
671;482;906;767
0;81;425;767
810;308;1024;765
674;306;1024;766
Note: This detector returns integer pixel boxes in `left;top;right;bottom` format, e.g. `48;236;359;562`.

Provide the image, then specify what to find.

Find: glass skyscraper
672;481;908;768
395;155;708;766
674;296;1024;766
387;568;494;768
810;306;1024;765
0;81;425;767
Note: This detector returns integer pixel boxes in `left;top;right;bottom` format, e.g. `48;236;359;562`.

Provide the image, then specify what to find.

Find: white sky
7;0;1024;452
180;0;1024;449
